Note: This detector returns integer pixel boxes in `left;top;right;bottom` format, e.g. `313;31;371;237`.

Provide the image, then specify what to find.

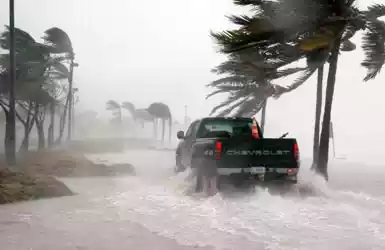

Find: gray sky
1;0;385;164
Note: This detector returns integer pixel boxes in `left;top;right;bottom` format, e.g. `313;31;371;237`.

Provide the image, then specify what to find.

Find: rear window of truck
196;118;262;138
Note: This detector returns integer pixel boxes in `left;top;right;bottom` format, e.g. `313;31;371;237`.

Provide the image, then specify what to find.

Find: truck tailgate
217;137;299;169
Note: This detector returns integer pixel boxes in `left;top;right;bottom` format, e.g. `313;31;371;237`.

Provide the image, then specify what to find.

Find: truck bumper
217;168;298;185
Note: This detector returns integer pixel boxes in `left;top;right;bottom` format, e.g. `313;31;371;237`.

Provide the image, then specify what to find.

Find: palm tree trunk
19;104;36;154
168;117;172;145
67;57;74;141
153;118;158;140
19;116;35;154
260;100;267;134
317;38;341;180
56;96;69;144
35;117;45;150
5;112;16;164
118;108;122;135
161;118;165;144
48;101;55;148
311;66;324;170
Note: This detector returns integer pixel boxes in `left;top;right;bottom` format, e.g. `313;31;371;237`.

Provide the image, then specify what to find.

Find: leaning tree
147;102;172;144
211;0;385;180
208;48;304;133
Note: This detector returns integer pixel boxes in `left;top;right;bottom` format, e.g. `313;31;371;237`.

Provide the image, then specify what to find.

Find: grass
0;150;135;204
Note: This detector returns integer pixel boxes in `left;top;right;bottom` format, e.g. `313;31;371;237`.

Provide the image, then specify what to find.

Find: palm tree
106;100;122;125
42;27;76;141
147;102;172;144
121;101;136;119
0;26;70;153
0;25;43;164
134;108;154;129
211;0;385;179
207;49;304;128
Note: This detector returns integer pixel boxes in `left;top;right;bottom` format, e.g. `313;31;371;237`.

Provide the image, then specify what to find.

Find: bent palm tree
211;0;385;179
0;26;71;152
207;49;304;131
43;27;76;140
134;108;154;129
147;102;172;144
106;100;122;125
122;101;136;119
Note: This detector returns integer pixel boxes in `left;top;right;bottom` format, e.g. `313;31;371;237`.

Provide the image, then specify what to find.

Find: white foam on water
3;150;379;250
93;151;384;250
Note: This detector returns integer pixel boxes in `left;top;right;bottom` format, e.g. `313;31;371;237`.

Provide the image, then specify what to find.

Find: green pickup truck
175;117;300;191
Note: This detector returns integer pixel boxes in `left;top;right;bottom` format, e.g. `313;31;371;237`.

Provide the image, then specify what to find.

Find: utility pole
7;0;16;166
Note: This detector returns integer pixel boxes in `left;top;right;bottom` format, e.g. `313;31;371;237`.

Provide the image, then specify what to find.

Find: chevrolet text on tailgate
203;149;291;156
226;149;291;156
175;117;300;193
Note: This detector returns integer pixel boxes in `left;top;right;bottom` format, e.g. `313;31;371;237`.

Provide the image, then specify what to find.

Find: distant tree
106;100;122;124
147;102;172;144
43;27;76;141
0;26;71;153
121;101;136;119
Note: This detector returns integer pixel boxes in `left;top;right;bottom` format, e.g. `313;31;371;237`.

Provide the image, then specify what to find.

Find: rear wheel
195;165;204;192
175;155;186;173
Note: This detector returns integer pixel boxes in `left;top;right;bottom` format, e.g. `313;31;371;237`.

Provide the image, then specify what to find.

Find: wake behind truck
175;117;300;191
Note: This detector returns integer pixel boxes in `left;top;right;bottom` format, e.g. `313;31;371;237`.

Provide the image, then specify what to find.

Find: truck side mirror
177;130;185;139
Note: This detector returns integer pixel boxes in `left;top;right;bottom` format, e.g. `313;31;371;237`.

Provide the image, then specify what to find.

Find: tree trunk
19;125;30;154
316;38;341;180
16;101;36;154
19;116;35;154
67;58;74;141
36;120;45;150
311;66;324;170
153;118;158;140
48;102;55;148
260;100;267;134
56;97;69;144
118;109;122;134
169;117;172;145
161;118;165;144
4;111;16;165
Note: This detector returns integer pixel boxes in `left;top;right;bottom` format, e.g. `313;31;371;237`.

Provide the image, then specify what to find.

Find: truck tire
174;155;186;173
191;158;205;193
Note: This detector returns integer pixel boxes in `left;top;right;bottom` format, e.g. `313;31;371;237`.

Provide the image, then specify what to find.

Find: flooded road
1;149;385;250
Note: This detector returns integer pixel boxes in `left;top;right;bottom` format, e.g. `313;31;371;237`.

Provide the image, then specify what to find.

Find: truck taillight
251;125;260;139
293;143;299;161
215;141;222;160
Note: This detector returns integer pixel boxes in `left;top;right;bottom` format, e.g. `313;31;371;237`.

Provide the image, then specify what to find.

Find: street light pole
7;0;16;166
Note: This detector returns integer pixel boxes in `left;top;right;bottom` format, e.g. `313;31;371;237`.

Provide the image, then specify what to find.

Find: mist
0;0;384;165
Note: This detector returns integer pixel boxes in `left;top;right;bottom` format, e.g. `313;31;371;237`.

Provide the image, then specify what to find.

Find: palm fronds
106;100;120;110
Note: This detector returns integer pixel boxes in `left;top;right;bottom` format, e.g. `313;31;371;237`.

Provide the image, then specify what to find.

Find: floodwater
0;149;385;250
